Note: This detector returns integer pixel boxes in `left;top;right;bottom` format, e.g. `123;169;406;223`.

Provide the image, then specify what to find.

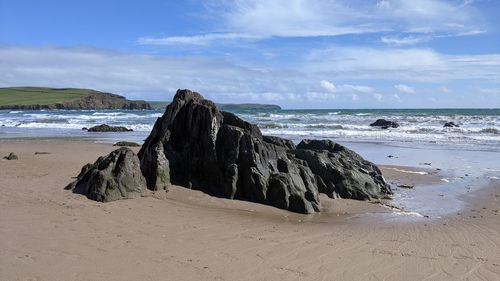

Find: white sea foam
14;122;154;131
481;168;500;172
379;204;426;217
2;109;500;148
391;211;425;217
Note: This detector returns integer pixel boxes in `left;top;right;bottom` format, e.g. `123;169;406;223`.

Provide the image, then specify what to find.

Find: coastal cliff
149;101;282;111
216;103;281;110
0;87;151;110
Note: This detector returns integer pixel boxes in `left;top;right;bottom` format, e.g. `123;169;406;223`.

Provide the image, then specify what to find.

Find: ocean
1;108;499;151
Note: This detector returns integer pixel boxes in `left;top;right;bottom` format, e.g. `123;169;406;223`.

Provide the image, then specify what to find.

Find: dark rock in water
444;122;459;128
34;151;50;155
65;148;146;202
81;127;88;130
397;184;414;189
138;89;391;214
87;124;133;132
3;152;18;160
113;141;141;147
370;119;399;129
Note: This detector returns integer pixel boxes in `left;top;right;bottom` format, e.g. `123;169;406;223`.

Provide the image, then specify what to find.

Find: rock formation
444;121;459;128
87;124;133;132
65;148;146;202
3;152;18;160
137;89;391;213
68;89;392;214
113;141;141;147
370;119;400;129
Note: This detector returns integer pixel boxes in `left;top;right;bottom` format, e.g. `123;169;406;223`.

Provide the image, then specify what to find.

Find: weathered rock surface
3;152;18;160
65;148;146;202
444;121;459;128
370;119;400;129
137;89;391;213
87;124;133;132
292;140;391;199
113;141;141;147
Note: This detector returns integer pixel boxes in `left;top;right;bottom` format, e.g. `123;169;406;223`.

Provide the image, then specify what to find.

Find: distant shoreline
0;87;151;110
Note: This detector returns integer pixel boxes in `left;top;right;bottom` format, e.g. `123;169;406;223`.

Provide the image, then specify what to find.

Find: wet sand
1;139;499;280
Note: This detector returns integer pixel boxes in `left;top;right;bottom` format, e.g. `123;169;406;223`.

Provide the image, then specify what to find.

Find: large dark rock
444;121;459;128
65;147;146;202
113;141;141;147
370;119;399;129
137;89;391;214
292;140;390;199
87;124;133;132
3;152;18;160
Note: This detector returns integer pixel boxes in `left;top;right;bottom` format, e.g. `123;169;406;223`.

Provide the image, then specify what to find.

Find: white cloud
306;91;336;101
455;29;486;36
479;88;500;94
394;84;415;93
440;86;451;93
140;0;483;45
1;45;499;108
343;84;374;93
319;80;374;94
381;35;430;46
0;46;305;102
305;46;500;82
320;80;337;93
138;33;264;46
376;0;392;10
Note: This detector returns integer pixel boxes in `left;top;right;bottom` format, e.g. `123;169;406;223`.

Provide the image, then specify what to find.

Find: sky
0;0;499;108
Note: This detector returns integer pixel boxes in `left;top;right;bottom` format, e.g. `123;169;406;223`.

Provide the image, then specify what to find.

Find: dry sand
1;139;499;281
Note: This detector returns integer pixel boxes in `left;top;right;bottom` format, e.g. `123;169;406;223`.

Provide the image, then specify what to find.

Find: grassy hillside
0;87;151;110
0;87;96;106
148;101;170;110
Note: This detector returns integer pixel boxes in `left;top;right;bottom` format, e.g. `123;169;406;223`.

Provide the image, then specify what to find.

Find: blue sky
1;0;499;108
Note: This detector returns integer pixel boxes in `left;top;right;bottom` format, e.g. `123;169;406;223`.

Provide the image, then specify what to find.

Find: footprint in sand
17;254;36;263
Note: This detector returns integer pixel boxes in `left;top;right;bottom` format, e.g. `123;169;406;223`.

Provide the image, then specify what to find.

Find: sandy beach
0;139;498;281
